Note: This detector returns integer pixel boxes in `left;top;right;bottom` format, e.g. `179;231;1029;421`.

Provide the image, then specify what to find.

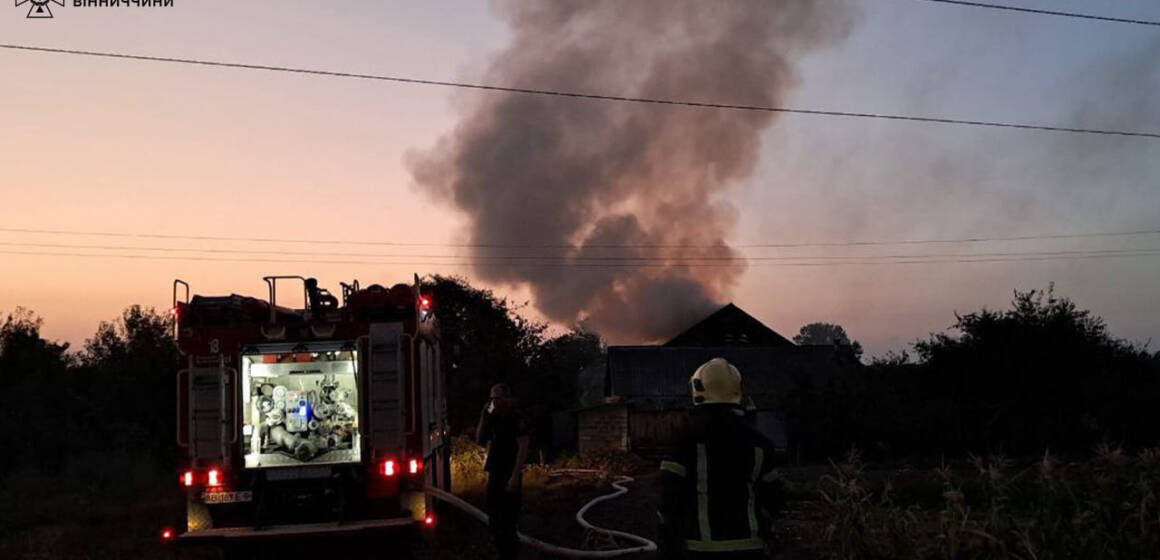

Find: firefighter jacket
658;404;780;554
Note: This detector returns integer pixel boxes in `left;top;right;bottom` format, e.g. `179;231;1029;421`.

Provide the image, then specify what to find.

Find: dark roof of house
606;345;860;411
664;303;793;347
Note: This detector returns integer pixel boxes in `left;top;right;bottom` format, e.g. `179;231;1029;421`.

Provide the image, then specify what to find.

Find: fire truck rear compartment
241;346;362;468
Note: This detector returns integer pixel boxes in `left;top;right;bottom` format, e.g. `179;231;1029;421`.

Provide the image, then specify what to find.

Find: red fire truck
167;275;449;544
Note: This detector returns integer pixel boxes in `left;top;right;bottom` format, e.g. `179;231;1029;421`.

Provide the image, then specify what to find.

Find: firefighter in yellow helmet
657;358;781;559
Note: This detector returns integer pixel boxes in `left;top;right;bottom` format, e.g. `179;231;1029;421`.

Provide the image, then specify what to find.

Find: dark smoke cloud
408;0;857;342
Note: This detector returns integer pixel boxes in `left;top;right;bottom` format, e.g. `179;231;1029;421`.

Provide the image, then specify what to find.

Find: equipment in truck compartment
249;372;357;463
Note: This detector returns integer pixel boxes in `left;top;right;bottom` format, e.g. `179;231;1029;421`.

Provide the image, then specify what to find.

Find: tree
425;275;546;434
783;287;1160;462
858;285;1160;459
424;276;608;456
528;329;604;453
793;322;863;360
76;305;180;464
909;285;1158;455
531;329;603;410
0;308;72;473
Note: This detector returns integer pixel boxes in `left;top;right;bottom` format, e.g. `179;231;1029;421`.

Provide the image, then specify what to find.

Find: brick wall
577;404;628;454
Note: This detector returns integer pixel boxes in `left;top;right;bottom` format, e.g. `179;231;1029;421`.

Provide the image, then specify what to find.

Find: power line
3;249;1159;268
2;43;1158;139
1;240;1158;263
916;0;1160;27
740;229;1160;249
2;226;1159;250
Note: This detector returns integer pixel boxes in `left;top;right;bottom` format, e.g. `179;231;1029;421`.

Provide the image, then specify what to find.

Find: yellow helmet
690;358;742;405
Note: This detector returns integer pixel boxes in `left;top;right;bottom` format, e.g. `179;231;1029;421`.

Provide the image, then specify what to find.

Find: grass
0;452;217;560
6;441;1157;559
0;440;640;560
450;435;649;552
798;445;1160;560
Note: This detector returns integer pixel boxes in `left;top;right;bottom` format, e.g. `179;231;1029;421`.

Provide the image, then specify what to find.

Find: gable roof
664;303;793;347
606;344;860;410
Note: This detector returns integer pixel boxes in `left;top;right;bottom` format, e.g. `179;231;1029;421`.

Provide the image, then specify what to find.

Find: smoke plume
408;0;857;342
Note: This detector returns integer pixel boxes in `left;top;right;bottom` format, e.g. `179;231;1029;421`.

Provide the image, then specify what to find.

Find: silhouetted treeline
426;275;603;447
0;306;179;476
780;286;1160;462
4;283;1156;477
0;275;603;476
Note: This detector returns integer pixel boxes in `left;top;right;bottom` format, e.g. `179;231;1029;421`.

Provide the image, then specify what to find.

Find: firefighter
476;383;530;560
658;358;782;559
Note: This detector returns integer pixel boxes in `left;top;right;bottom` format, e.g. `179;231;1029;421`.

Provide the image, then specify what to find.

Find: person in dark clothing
658;358;782;559
476;383;530;560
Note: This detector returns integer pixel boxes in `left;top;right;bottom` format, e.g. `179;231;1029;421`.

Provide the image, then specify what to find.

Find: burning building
577;303;860;457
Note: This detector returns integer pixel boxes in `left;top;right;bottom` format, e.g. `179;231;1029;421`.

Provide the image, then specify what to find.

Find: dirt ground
0;470;816;560
564;472;823;560
426;470;820;560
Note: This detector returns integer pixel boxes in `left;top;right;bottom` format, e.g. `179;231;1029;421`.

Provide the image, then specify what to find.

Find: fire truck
167;275;449;544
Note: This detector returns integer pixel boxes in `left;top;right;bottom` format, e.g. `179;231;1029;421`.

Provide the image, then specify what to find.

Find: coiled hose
424;468;657;557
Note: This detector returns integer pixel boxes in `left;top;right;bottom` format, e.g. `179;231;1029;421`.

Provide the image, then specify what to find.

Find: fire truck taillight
382;459;396;477
207;469;221;487
181;470;194;487
409;459;421;474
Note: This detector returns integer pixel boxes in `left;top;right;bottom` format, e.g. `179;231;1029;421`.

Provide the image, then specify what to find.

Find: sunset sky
2;0;1158;358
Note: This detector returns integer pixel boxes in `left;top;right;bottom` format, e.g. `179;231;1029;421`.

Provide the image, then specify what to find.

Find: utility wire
2;44;1158;139
2;226;1159;250
3;249;1159;268
0;240;1157;263
916;0;1160;27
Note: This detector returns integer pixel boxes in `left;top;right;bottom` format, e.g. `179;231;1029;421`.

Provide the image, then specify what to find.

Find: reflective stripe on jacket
658;404;779;553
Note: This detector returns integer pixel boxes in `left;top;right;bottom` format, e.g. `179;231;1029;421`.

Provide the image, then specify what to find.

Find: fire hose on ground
423;468;658;558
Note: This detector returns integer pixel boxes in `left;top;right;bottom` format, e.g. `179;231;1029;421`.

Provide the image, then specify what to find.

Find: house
664;303;794;347
577;303;860;457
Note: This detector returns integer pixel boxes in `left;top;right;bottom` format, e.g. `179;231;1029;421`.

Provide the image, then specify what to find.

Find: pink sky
2;1;1158;357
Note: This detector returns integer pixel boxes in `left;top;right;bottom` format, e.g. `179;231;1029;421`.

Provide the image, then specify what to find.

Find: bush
812;445;1160;560
450;435;488;494
449;435;650;495
553;448;653;476
450;435;553;493
783;288;1160;463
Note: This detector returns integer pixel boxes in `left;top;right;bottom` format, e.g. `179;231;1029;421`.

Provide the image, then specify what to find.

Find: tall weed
815;446;1160;559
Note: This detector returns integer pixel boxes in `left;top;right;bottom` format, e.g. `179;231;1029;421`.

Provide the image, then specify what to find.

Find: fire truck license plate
202;491;252;504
